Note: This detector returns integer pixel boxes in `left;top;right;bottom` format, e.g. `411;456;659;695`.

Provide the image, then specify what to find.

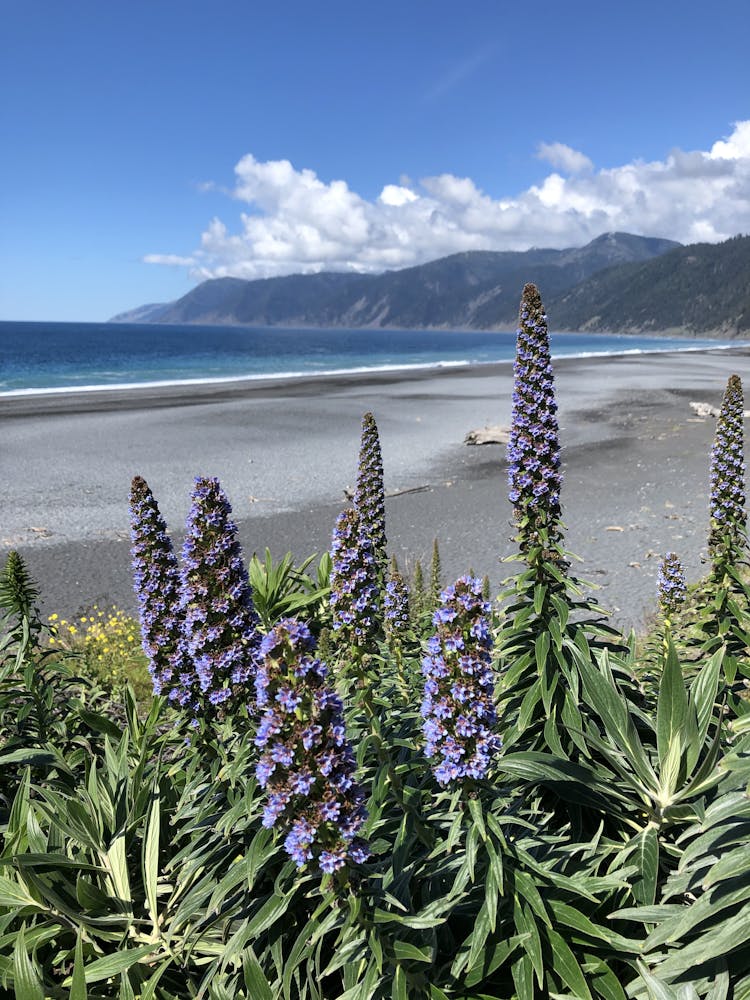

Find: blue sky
2;0;750;322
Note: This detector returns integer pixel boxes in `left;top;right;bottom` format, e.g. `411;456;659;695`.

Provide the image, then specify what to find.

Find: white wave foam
0;359;474;397
0;342;744;397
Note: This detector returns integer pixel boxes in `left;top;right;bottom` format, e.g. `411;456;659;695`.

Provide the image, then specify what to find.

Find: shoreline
3;346;750;631
0;343;746;417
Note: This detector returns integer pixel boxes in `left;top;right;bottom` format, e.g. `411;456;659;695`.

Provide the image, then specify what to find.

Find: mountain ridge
547;235;750;337
112;232;679;330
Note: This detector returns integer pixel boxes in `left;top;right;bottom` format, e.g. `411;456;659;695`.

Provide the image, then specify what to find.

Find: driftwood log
690;401;750;418
464;424;511;446
343;484;431;501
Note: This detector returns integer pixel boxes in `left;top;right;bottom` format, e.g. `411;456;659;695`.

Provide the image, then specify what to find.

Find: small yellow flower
49;613;58;621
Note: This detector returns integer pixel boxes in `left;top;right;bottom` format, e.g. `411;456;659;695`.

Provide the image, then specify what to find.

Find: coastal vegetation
2;283;750;998
552;234;750;337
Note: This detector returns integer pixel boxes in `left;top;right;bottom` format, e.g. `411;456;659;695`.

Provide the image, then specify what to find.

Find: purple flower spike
507;284;563;551
384;567;410;647
658;552;687;618
179;476;260;716
421;575;500;786
329;507;380;650
709;374;746;560
129;476;185;698
353;412;387;566
255;618;369;872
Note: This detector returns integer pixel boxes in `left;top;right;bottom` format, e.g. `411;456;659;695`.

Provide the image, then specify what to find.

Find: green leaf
142;791;160;928
103;833;132;912
246;892;292;936
586;957;628;1000
76;709;123;739
391;965;407;1000
241;952;274;1000
511;953;534;1000
547;901;639;952
0;876;43;911
13;926;44;1000
547;928;592;1000
535;631;550;674
464;937;520;988
79;945;156;984
656;639;688;770
533;584;547;615
69;933;87;1000
631;825;659;906
577;652;658;792
118;972;136;1000
514;898;542;987
392;941;432;963
467;798;486;841
0;749;55;767
690;647;723;750
635;962;684;1000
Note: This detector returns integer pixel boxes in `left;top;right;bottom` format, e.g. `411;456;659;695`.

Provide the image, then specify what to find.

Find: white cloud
146;121;750;281
536;141;593;174
379;184;418;207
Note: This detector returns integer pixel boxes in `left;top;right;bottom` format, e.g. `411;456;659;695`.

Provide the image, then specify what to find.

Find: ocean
0;320;736;395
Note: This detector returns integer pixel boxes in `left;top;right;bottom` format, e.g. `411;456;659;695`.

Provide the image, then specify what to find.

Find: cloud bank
146;121;750;281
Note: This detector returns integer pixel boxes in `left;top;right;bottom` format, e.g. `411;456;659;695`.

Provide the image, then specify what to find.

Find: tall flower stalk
507;283;563;562
179;476;260;716
709;374;746;571
429;539;442;611
658;551;687;651
329;507;380;657
384;562;410;650
384;560;411;697
353;412;387;569
255;618;369;873
129;476;184;699
499;285;624;757
421;576;499;787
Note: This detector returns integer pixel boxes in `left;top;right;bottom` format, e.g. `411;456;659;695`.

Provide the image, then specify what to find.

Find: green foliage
3;347;750;994
410;560;427;626
248;549;331;631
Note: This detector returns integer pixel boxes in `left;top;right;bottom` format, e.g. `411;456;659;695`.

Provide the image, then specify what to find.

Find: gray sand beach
2;346;749;631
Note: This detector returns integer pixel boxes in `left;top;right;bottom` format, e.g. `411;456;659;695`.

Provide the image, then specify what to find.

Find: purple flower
255;619;369;871
709;374;746;561
658;552;687;618
353;412;387;566
129;476;187;699
179;477;260;717
384;567;410;649
507;284;563;552
329;508;380;651
422;576;500;786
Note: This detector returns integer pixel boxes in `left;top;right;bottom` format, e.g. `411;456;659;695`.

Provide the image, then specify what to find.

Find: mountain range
112;232;750;337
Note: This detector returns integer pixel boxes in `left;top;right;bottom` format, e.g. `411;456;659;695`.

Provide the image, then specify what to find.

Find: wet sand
2;346;748;631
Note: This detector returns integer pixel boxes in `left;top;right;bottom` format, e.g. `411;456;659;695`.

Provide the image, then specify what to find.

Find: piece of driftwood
690;401;720;418
343;484;431;501
690;401;750;418
464;424;511;446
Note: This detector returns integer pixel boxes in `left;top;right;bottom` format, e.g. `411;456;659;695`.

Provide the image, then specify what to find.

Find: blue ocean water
0;320;735;395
